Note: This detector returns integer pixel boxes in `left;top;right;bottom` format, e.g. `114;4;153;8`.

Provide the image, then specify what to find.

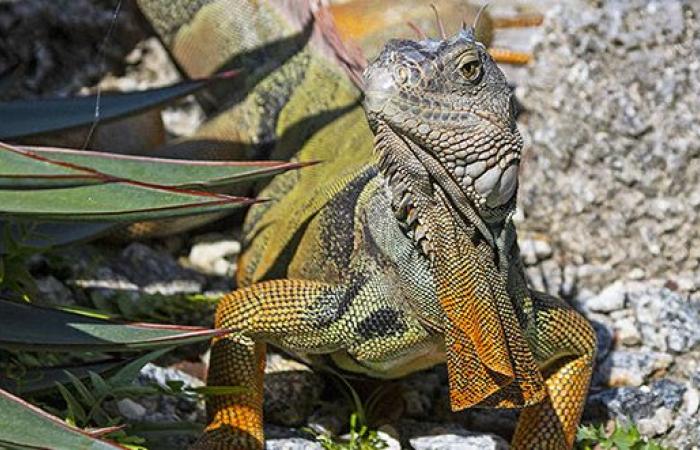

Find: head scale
362;28;522;224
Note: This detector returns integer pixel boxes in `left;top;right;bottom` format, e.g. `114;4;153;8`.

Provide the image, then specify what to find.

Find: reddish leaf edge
0;142;257;200
1;142;315;193
0;298;228;344
0;387;129;449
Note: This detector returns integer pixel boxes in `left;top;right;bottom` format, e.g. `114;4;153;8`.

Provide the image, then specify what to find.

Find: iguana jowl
192;23;597;450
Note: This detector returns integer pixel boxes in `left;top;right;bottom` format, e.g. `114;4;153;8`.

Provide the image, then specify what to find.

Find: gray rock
583;282;627;313
519;238;553;266
596;349;673;387
629;286;700;354
71;243;209;298
664;414;700;450
410;432;509;450
0;0;144;100
116;398;147;420
34;275;76;307
130;363;205;425
518;0;700;293
636;407;673;437
264;353;323;426
614;316;642;346
117;243;207;295
585;379;686;423
265;438;322;450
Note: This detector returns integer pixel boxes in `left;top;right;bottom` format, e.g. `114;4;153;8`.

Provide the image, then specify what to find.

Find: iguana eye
459;59;482;82
396;67;409;84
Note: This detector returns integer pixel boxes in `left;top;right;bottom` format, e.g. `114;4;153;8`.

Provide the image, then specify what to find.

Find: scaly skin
133;2;594;448
192;24;597;450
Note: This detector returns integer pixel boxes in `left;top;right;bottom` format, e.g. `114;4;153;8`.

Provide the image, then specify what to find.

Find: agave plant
0;48;310;448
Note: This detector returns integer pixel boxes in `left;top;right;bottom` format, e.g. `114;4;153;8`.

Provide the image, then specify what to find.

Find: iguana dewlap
191;22;597;450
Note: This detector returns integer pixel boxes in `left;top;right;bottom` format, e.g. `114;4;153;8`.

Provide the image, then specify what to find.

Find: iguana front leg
191;280;339;450
514;291;597;449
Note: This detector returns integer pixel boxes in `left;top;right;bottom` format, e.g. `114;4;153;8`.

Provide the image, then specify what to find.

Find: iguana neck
373;121;517;262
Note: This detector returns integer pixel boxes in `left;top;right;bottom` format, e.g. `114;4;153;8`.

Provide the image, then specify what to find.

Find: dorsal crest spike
430;4;447;40
473;3;490;44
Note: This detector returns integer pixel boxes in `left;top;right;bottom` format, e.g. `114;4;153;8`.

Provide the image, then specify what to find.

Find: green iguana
134;2;596;449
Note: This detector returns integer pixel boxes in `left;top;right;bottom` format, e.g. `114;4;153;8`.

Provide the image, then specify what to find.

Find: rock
138;362;205;390
585;379;686;423
682;386;700;416
34;275;76;307
132;363;205;424
664;414;700;450
264;353;323;426
636;407;673;437
117;243;207;295
614;316;642;346
306;400;351;437
0;0;145;100
597;349;673;387
116;398;147;420
377;431;401;450
399;367;442;418
591;319;614;365
185;234;241;277
583;282;627;313
265;438;322;450
519;238;553;266
410;433;509;450
518;0;700;292
629;286;700;354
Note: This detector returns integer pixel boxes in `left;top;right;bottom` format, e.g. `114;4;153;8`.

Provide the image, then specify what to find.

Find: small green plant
0;223;40;300
576;420;667;450
310;413;388;450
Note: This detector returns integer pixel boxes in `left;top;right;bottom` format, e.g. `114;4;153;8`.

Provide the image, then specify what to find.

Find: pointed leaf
0;220;118;253
108;347;173;388
0;72;239;140
0;182;257;222
55;381;88;424
0;142;310;189
0;387;127;449
0;359;124;395
0;299;225;352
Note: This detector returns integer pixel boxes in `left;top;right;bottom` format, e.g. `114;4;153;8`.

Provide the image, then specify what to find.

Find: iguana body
134;2;596;449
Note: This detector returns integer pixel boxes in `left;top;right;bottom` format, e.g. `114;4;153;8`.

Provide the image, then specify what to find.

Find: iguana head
362;28;522;224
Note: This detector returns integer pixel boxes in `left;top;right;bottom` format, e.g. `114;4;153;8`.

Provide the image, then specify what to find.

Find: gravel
518;0;700;295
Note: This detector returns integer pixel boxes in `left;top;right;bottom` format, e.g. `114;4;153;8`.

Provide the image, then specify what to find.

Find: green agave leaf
0;299;225;352
0;221;118;253
0;71;239;140
0;182;257;222
0;387;127;449
0;142;309;189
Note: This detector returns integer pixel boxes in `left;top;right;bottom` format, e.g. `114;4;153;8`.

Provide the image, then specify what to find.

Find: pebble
409;433;509;450
186;235;241;277
614;316;642;346
264;353;323;427
636;407;673;437
584;282;627;313
265;438;322;450
34;275;77;307
117;398;147;420
598;349;672;387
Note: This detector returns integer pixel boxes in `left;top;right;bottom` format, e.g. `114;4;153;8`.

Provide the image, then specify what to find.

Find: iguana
133;2;596;449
